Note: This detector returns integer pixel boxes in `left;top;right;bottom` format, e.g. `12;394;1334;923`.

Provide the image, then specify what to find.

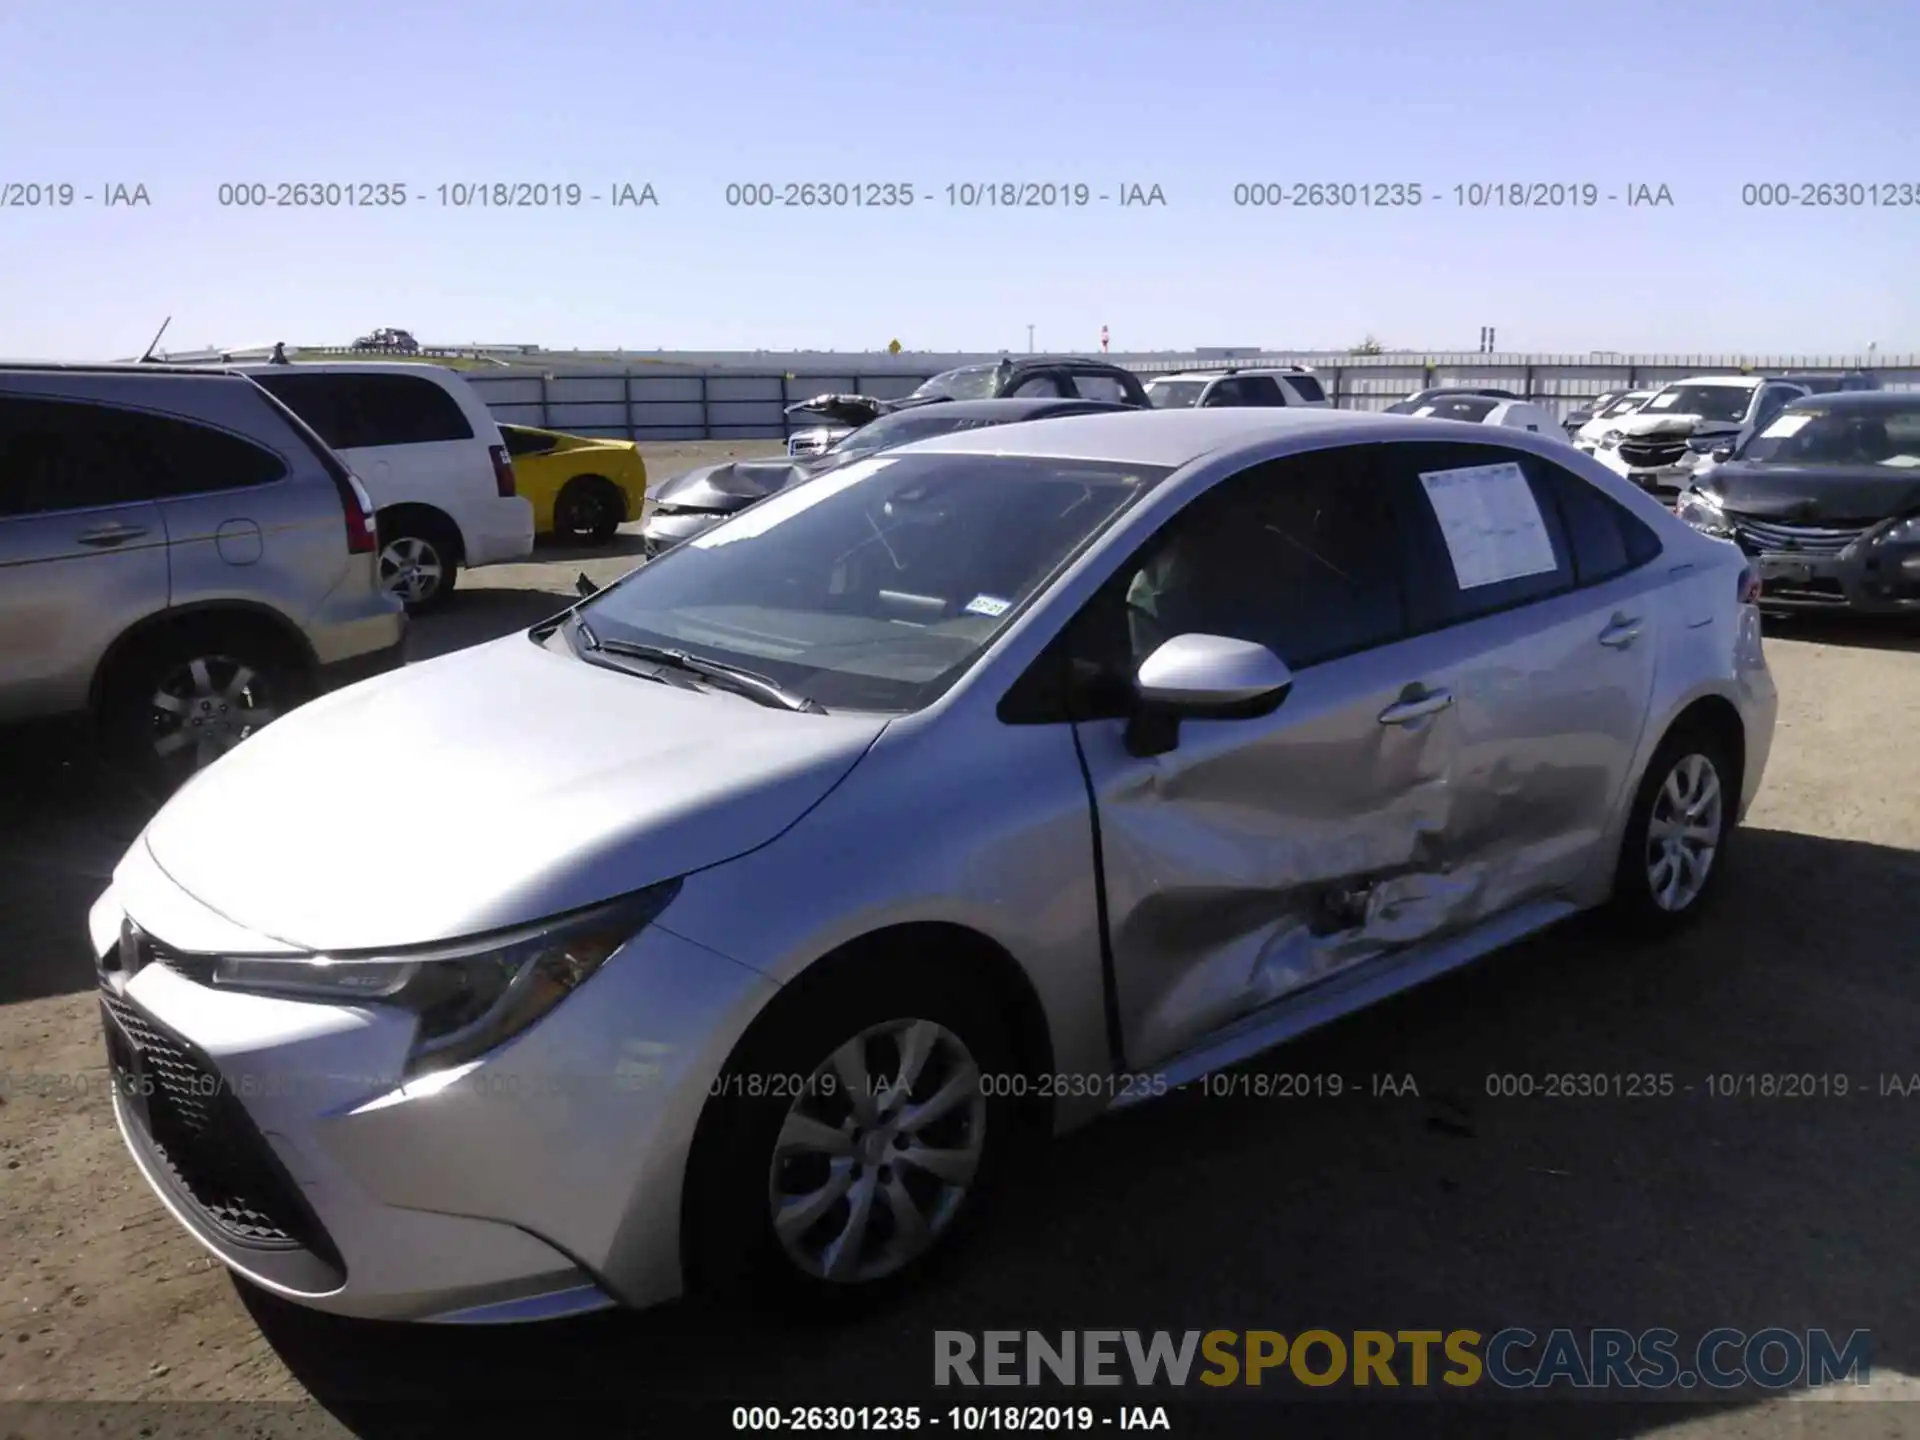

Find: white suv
242;363;534;611
1145;367;1331;409
1592;374;1808;502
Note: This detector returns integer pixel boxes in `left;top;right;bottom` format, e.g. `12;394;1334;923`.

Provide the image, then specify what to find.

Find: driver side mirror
1123;634;1294;758
1710;445;1735;463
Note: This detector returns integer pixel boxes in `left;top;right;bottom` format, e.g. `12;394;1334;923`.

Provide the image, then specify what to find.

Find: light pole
1027;324;1035;354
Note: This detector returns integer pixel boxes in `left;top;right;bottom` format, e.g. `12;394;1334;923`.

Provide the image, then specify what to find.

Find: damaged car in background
1675;391;1920;618
90;406;1773;1326
1592;375;1808;503
784;357;1151;455
645;396;1128;555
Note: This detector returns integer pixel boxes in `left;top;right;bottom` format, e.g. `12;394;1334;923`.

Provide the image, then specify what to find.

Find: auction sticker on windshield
1418;462;1558;590
1762;413;1815;438
963;594;1011;617
1648;392;1680;408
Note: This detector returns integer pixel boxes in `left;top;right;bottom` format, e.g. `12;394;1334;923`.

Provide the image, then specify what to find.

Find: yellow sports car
499;424;649;544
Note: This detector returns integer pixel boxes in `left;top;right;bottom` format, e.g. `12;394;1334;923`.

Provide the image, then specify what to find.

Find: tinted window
0;396;286;516
1239;376;1288;405
1372;441;1575;628
1116;449;1409;671
1070;373;1131;404
253;372;474;448
501;425;554;457
1536;461;1662;584
1286;373;1326;403
1148;380;1205;409
1420;396;1498;423
828;410;1009;459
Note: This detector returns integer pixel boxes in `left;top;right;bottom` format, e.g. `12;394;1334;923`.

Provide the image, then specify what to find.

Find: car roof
903;405;1425;467
1660;374;1764;387
229;361;460;377
0;361;253;380
890;397;1129;420
1780;391;1920;411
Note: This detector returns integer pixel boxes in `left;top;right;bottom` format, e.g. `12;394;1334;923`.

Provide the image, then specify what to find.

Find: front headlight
1873;513;1920;548
1599;430;1623;450
211;881;681;1076
1675;489;1734;538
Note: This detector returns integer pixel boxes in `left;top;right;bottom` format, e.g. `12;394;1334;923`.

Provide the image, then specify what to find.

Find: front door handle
1598;614;1643;649
76;524;149;548
1378;687;1454;726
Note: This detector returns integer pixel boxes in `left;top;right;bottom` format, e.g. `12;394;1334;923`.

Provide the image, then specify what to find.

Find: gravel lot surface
3;446;1916;1435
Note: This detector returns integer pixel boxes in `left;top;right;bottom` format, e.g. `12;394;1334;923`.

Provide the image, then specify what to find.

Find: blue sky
1;0;1915;359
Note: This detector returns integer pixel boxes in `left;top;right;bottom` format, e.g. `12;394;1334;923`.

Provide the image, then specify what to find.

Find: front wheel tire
683;954;1026;1314
377;524;458;613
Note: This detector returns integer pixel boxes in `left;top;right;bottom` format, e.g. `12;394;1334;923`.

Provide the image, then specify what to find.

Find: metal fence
461;353;1920;442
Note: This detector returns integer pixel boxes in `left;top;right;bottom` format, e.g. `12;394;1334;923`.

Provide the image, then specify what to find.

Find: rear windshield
1286;373;1326;403
1415;396;1498;422
253;371;475;448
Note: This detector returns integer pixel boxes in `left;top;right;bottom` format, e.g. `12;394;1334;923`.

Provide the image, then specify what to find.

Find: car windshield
1641;385;1753;423
576;452;1164;711
1147;380;1206;408
1737;402;1920;467
911;366;999;401
826;409;1008;461
1597;393;1651;419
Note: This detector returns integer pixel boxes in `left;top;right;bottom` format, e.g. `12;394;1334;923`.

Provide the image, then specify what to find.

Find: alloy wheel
1645;752;1723;912
150;655;278;771
379;535;445;604
768;1017;987;1284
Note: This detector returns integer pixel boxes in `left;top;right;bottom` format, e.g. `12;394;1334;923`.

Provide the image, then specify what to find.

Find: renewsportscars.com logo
933;1328;1872;1392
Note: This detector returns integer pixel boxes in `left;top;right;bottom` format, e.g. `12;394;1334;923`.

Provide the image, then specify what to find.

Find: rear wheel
1607;724;1739;935
554;475;623;545
100;624;302;790
377;516;459;612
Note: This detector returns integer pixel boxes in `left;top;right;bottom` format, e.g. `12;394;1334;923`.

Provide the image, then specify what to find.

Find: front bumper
89;859;779;1322
1594;448;1695;502
637;507;732;557
1745;547;1920;615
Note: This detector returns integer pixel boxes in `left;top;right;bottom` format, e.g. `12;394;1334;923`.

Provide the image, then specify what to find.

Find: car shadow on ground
404;587;576;663
531;529;650;565
1762;611;1920;654
226;824;1917;1437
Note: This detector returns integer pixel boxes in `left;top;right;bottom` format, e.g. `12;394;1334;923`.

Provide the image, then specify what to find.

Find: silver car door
0;394;169;722
1370;439;1663;923
1063;446;1482;1072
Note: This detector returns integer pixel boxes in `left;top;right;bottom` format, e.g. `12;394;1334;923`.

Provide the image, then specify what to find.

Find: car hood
1615;412;1742;440
653;455;833;510
1702;463;1920;525
135;635;889;952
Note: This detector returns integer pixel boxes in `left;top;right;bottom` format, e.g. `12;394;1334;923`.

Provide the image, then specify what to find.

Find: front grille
1731;516;1869;557
1617;436;1689;468
101;988;341;1274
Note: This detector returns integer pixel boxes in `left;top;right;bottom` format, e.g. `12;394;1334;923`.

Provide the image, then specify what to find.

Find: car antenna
138;315;172;363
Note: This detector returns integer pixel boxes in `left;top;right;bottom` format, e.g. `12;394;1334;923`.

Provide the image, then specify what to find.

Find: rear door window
253;372;474;448
1009;373;1069;398
0;396;141;515
1284;373;1326;403
1370;440;1578;630
1070;373;1132;404
131;413;289;496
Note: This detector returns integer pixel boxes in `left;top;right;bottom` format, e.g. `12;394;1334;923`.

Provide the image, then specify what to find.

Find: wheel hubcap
1645;752;1723;912
150;655;277;770
768;1017;987;1284
379;536;444;603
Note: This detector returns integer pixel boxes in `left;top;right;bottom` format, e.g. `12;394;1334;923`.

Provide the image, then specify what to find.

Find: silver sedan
91;407;1776;1323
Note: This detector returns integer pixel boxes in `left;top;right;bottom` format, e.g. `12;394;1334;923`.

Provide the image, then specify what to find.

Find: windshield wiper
575;620;826;714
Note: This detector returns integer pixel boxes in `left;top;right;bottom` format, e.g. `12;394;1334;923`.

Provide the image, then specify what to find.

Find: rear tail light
313;448;376;554
1738;565;1761;605
490;444;517;498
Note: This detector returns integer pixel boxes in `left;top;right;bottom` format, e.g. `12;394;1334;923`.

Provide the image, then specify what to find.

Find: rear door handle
76;524;149;548
1378;687;1454;725
1598;614;1643;649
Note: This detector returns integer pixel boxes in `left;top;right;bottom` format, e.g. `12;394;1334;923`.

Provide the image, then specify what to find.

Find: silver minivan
0;364;406;782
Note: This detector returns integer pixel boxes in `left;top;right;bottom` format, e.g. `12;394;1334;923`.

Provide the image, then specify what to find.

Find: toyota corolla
92;408;1776;1325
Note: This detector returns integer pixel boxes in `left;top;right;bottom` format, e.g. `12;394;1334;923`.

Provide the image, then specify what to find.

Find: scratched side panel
1076;636;1471;1072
